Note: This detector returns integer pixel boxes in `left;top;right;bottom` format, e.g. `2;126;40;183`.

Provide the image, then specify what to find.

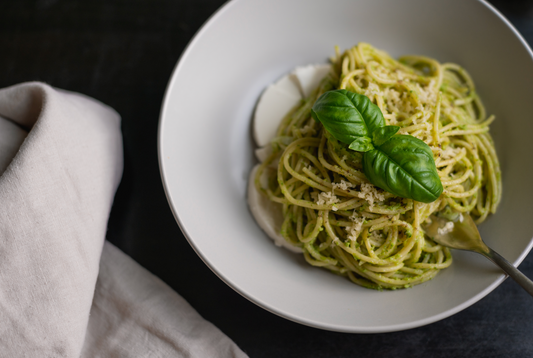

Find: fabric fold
0;82;122;356
0;82;247;357
82;242;247;358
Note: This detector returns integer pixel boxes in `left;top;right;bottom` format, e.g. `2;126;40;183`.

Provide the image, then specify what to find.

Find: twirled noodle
254;43;501;290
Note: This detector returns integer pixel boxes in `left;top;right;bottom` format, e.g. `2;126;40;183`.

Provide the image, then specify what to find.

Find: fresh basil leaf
311;89;385;145
363;135;443;203
311;90;442;202
372;125;400;146
348;136;374;152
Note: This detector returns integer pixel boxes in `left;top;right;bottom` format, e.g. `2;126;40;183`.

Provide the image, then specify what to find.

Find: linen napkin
0;82;248;358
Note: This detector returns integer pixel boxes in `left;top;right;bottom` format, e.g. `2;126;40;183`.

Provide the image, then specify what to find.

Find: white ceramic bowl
159;0;533;333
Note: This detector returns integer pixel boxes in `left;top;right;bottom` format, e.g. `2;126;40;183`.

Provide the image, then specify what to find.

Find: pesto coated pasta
254;43;501;290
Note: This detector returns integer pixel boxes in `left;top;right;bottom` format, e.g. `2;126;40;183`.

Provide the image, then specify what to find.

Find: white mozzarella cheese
253;75;302;147
250;64;331;253
291;64;331;98
253;85;301;147
247;165;303;253
273;74;302;98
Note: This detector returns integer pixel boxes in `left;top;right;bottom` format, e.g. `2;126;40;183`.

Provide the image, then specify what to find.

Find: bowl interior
159;0;533;332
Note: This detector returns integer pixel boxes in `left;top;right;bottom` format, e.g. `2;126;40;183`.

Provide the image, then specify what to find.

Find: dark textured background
2;0;533;357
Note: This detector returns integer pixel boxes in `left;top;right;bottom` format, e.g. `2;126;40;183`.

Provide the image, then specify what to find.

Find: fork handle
482;248;533;297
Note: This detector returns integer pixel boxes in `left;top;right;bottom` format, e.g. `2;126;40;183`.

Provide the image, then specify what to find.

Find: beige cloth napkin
0;82;248;358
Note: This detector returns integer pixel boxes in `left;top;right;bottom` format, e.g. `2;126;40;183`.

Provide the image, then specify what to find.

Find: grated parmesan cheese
415;80;437;105
332;180;354;191
299;124;316;136
316;191;340;206
346;213;365;241
357;183;385;209
441;146;462;160
371;231;383;240
315;180;356;211
364;82;381;98
395;70;405;81
437;221;454;235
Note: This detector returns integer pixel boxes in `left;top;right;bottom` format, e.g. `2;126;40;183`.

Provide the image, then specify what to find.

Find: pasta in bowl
159;0;533;332
249;43;501;290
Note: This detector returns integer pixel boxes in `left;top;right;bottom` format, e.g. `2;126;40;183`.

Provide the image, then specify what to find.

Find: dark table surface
3;1;533;357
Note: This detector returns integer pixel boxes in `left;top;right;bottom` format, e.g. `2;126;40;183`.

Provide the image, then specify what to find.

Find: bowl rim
158;0;533;333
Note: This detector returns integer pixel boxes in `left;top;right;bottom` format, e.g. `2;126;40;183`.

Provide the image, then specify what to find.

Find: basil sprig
311;89;443;203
